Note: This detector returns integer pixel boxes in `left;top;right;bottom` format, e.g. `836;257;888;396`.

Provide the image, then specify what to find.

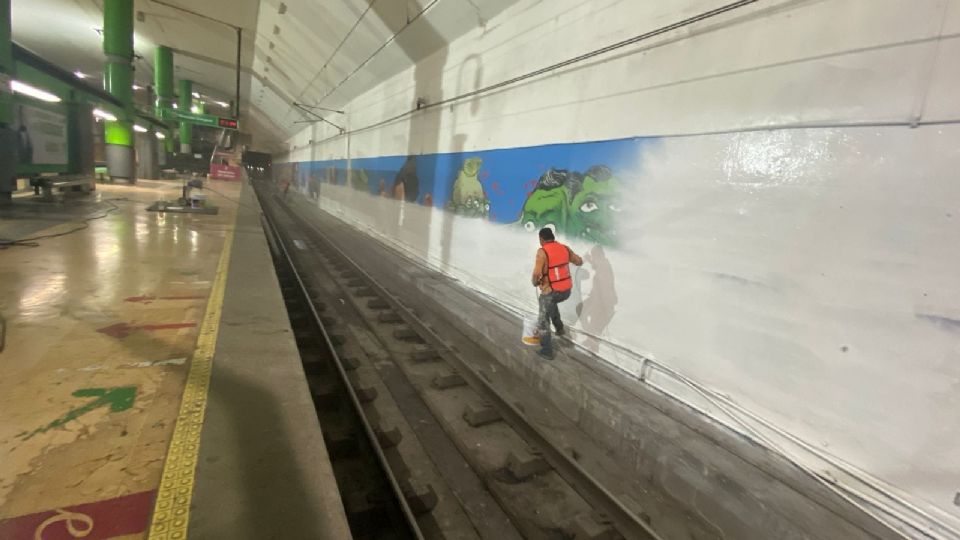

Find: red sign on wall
210;163;242;181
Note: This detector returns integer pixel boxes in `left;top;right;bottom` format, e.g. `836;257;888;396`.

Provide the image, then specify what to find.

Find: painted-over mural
279;137;653;248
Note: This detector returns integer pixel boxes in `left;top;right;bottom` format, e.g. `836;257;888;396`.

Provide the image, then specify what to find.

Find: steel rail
260;192;425;540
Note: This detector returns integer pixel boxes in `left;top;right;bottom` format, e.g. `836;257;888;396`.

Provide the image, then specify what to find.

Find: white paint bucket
521;316;540;346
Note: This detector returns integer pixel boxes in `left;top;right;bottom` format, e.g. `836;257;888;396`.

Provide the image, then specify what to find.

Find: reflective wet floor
0;179;240;538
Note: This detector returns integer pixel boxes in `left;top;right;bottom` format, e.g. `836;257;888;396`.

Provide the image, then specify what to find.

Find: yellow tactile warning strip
148;226;235;540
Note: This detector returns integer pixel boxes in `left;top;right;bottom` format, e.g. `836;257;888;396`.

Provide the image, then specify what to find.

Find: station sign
162;107;239;131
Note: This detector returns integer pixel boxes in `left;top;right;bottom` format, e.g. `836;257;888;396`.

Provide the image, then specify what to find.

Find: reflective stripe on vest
542;241;572;292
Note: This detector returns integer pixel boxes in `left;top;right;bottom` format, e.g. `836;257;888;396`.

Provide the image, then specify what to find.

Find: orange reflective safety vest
542;241;572;292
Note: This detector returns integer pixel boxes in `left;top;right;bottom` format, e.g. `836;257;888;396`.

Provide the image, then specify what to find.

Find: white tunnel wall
278;0;960;530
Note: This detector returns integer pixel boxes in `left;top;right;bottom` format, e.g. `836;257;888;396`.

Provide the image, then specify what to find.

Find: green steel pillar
0;0;15;201
154;46;174;159
154;46;173;117
0;0;11;127
102;0;135;182
178;79;192;153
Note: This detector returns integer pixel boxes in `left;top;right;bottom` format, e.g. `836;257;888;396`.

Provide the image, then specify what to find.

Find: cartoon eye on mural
517;165;620;246
567;165;621;246
393;156;419;202
447;157;490;218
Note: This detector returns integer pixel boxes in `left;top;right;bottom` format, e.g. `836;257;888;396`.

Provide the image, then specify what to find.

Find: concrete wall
277;0;960;534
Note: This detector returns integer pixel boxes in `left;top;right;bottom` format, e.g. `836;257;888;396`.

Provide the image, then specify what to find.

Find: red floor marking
0;490;155;540
124;295;207;303
97;322;197;338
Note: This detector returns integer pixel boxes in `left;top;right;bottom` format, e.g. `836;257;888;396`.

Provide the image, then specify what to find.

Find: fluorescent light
11;80;61;103
191;91;200;98
74;71;88;79
132;84;143;90
190;105;199;113
156;132;166;140
215;101;229;108
172;103;178;109
93;108;117;121
133;124;148;133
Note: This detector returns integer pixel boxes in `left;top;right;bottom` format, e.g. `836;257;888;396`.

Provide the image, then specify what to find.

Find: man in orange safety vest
532;227;583;359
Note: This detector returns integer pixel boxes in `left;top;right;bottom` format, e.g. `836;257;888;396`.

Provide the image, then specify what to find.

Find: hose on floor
0;199;127;249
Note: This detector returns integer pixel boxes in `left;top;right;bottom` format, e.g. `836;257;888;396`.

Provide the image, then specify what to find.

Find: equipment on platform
146;176;219;214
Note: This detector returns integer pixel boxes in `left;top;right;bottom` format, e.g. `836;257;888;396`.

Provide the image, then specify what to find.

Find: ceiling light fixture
172;103;179;109
190;105;199;113
74;71;88;79
156;132;166;140
192;91;200;98
11;80;61;103
132;84;143;90
215;100;229;108
133;124;148;133
92;108;117;121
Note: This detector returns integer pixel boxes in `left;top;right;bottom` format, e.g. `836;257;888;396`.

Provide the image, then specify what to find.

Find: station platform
0;179;349;539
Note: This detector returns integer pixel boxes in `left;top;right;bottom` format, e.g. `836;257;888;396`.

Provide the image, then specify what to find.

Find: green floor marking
22;386;137;440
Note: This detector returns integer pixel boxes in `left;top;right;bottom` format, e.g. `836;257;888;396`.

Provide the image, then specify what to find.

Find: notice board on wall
12;104;68;165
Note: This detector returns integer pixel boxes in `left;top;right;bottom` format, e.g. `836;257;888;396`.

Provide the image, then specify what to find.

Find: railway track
257;181;663;540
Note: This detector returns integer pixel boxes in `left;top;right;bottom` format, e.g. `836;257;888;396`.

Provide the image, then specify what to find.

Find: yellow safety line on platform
148;226;235;540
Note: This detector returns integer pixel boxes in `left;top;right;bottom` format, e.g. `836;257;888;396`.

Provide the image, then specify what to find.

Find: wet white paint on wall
274;0;960;534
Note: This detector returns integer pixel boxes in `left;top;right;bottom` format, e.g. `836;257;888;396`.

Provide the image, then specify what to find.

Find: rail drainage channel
266;213;421;540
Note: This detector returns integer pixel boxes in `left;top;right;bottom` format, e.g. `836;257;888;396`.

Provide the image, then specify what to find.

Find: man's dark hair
539;227;555;241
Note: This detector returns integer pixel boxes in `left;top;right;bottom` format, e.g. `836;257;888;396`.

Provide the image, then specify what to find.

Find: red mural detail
0;490;156;540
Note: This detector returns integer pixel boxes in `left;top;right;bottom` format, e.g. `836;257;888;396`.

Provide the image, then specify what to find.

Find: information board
13;104;67;165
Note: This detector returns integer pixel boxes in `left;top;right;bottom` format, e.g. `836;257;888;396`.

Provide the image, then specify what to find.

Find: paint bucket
521;316;540;346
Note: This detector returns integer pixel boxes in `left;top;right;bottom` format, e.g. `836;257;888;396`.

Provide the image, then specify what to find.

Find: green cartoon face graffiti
567;166;621;246
520;186;568;234
518;168;580;235
349;168;370;192
447;157;489;218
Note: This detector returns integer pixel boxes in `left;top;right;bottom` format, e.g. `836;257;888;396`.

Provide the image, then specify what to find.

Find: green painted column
154;46;174;160
102;0;135;182
0;0;15;201
0;0;12;127
178;79;192;153
154;46;173;117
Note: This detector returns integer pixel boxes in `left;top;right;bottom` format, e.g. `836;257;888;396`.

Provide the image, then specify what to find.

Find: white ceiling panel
12;0;520;151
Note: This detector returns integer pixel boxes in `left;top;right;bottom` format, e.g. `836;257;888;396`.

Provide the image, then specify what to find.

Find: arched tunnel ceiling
11;0;518;153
